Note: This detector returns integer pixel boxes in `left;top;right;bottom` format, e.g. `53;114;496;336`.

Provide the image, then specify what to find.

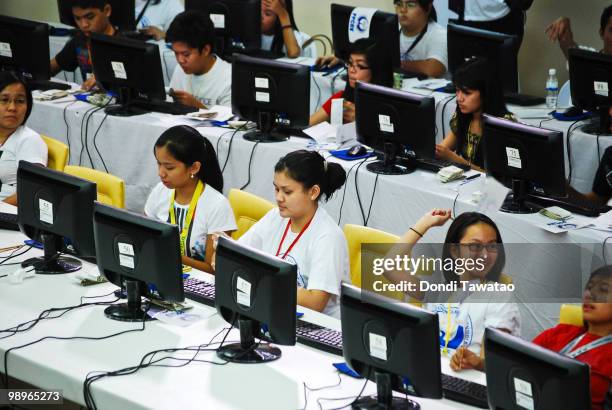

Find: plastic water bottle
546;68;559;109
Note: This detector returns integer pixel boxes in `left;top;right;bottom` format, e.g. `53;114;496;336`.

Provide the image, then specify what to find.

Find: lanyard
400;23;428;60
275;215;314;260
169;180;204;269
559;333;612;359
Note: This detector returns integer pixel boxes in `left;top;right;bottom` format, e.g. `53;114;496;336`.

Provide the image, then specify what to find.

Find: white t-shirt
261;30;317;58
135;0;184;32
169;55;232;107
238;206;350;317
464;0;510;22
400;21;448;72
144;182;237;262
0;126;48;201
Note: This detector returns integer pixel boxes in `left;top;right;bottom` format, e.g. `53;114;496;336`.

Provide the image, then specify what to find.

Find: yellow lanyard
443;302;454;356
169;180;204;272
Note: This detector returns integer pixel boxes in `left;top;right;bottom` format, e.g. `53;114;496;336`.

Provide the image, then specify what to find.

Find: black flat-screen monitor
448;23;517;93
569;48;612;135
231;54;310;142
90;33;166;116
340;283;442;408
483;114;566;214
215;236;297;363
485;328;591;410
17;161;97;274
184;0;261;57
58;0;137;32
331;4;398;87
93;203;184;322
355;81;435;175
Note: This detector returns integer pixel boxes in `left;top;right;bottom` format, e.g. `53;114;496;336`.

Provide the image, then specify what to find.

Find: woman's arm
265;0;301;58
309;108;330;126
297;288;331;312
2;194;17;206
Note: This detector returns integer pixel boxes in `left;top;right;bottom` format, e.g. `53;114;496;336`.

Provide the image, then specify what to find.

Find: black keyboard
441;374;488;409
183;277;216;307
504;92;545;107
528;194;612;217
0;212;19;231
295;319;343;356
120;31;154;42
415;157;471;173
28;80;71;92
131;99;199;115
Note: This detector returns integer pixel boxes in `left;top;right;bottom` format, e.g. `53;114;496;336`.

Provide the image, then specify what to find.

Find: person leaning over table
134;0;184;41
260;0;314;58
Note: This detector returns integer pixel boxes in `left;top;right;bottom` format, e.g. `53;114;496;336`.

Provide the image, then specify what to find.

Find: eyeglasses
0;96;27;106
461;243;499;253
394;0;419;10
345;61;371;71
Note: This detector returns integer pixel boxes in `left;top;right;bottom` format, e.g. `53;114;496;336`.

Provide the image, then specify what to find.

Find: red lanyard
275;216;314;259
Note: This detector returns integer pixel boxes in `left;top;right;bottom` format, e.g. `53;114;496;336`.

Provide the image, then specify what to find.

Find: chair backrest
343;224;405;302
41;135;68;171
228;189;275;240
63;165;125;208
559;304;583;326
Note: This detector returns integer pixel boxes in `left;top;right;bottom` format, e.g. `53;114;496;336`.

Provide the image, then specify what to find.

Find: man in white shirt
135;0;184;40
166;11;232;109
395;0;447;78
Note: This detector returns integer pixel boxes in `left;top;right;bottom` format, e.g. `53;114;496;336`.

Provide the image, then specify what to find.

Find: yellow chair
228;189;275;240
559;304;583;326
41;135;69;171
343;224;405;302
64;165;125;208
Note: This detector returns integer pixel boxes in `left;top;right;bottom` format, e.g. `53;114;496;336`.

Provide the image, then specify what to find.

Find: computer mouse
347;145;367;157
561;106;583;117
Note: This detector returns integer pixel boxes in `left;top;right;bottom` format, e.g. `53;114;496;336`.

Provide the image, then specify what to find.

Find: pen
460;174;481;185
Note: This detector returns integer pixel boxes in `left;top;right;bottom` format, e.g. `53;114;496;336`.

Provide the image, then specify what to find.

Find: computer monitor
447;23;518;94
485;328;591;410
93;203;184;322
17;161;97;274
215;236;297;363
483;114;566;214
569;48;612;135
340;283;442;408
231;54;310;143
58;0;137;32
184;0;261;57
331;4;398;87
355;81;436;175
0;16;70;91
90;33;166;116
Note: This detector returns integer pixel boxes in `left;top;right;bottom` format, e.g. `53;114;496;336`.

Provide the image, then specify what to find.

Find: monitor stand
353;371;420;410
105;280;154;322
243;111;288;143
217;318;281;363
105;87;148;117
500;179;537;214
21;233;82;274
367;143;416;175
582;106;612;136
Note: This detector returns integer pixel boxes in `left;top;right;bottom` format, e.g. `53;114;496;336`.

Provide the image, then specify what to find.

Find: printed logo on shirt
75;46;93;74
284;255;307;288
433;304;474;350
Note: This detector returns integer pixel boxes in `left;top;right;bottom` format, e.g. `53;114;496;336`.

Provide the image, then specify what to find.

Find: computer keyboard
131;99;199;115
183;277;216;307
295;319;343;356
441;374;488;409
528;194;612;217
415;157;471;173
0;212;19;231
504;92;545;107
28;80;71;92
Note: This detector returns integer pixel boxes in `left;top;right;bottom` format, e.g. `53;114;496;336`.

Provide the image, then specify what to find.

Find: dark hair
342;39;393;102
154;125;224;192
394;0;437;22
274;150;346;202
71;0;109;10
441;212;506;283
268;0;299;55
166;10;215;53
601;5;612;32
452;57;509;166
588;266;612;282
0;71;33;125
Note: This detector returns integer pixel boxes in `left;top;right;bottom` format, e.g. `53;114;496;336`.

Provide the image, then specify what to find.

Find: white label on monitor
515;392;535;410
594;81;609;97
111;61;127;80
119;254;135;269
369;333;387;361
378;115;394;133
255;91;270;103
505;147;522;169
118;242;134;256
210;13;226;29
347;8;377;43
0;42;13;58
236;277;251;307
38;199;53;224
514;378;533;396
255;77;269;89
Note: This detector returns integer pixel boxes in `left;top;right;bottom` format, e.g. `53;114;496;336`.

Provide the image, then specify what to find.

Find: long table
0;226;483;410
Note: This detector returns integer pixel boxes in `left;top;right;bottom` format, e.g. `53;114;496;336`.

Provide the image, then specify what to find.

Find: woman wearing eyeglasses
0;72;47;206
395;0;447;78
384;208;520;371
309;40;391;126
